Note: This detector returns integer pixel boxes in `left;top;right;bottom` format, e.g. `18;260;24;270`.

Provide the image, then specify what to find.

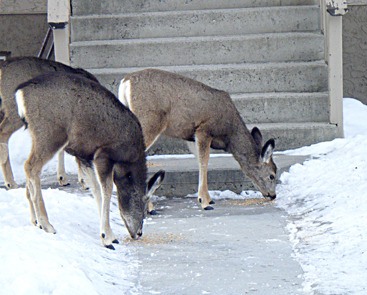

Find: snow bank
276;98;367;294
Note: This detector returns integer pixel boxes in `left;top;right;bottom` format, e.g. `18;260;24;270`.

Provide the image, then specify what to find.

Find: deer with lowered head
119;69;277;211
0;56;98;189
15;72;165;249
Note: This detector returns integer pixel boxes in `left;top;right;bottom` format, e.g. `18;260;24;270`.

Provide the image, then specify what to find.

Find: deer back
0;57;98;117
121;69;239;144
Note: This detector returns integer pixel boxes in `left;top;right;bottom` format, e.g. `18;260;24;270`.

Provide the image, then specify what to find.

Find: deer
0;56;98;189
15;72;165;249
119;69;277;211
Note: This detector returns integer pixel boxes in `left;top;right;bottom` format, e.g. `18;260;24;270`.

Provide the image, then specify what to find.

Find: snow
275;98;367;295
1;97;367;294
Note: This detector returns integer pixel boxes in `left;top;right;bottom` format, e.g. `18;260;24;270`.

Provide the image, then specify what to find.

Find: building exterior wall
0;0;48;57
343;2;367;103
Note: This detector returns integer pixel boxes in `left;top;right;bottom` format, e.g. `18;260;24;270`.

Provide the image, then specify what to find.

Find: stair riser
88;63;328;96
233;94;329;124
72;0;318;15
71;7;320;42
147;123;338;154
71;34;324;68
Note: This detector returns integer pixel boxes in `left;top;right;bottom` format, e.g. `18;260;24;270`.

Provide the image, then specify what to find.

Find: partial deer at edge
119;69;277;210
0;56;97;189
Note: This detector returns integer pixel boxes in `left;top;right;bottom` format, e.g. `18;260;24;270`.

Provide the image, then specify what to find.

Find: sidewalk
44;154;308;294
131;154;308;294
129;197;306;295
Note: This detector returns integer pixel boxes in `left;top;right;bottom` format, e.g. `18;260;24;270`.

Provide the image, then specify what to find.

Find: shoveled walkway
41;154;308;294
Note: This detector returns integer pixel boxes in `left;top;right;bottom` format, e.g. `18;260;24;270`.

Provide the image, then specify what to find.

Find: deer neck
227;120;260;170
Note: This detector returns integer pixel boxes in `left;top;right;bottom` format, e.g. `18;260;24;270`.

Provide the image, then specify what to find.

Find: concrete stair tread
72;0;318;15
70;32;324;68
89;61;327;95
71;5;319;19
71;32;323;46
88;60;326;74
231;92;329;100
249;122;337;130
71;5;320;41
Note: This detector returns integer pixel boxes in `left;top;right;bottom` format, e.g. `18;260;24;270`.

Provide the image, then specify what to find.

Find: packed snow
0;98;366;294
276;98;367;295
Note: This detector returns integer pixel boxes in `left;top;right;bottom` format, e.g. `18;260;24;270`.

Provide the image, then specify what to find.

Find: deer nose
268;194;276;200
136;229;143;239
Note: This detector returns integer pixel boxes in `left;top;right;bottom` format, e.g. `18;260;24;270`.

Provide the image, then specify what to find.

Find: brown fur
0;56;98;188
16;72;164;249
119;69;277;210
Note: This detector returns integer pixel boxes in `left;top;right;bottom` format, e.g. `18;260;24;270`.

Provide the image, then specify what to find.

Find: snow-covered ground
276;98;367;295
0;98;366;294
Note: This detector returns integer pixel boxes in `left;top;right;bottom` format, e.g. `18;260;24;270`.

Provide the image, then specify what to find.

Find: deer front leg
57;150;69;186
94;157;118;249
195;132;214;210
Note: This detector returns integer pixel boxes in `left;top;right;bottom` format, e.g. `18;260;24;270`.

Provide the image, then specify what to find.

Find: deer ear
261;139;275;163
146;170;165;197
251;127;263;147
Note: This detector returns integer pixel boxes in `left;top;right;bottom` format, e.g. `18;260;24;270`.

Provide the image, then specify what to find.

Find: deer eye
270;175;275;181
125;172;133;181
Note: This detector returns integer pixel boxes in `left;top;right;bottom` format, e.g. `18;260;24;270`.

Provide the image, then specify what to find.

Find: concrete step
71;6;320;42
232;92;329;124
72;0;318;16
147;153;308;196
86;62;328;96
146;122;338;155
70;33;324;69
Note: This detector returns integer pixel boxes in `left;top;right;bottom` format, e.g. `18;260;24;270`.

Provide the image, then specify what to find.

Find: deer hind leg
57;150;70;186
24;150;56;233
140;113;168;215
0;114;22;189
76;158;102;216
93;154;118;249
76;158;89;190
195;131;214;210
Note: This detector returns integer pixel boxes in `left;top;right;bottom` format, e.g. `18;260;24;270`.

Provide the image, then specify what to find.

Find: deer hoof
209;200;215;205
112;239;119;244
105;244;115;250
149;210;158;216
58;176;69;186
6;182;18;190
204;205;214;211
79;179;90;190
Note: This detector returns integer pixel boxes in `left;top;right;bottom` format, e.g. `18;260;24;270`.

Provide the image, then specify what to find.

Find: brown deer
0;56;98;189
15;72;165;249
119;69;277;210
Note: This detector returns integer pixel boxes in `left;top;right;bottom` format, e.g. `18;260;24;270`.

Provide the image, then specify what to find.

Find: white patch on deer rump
118;79;132;110
15;89;26;118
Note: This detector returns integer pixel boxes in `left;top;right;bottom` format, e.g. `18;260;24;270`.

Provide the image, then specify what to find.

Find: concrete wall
343;2;367;103
0;0;48;57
